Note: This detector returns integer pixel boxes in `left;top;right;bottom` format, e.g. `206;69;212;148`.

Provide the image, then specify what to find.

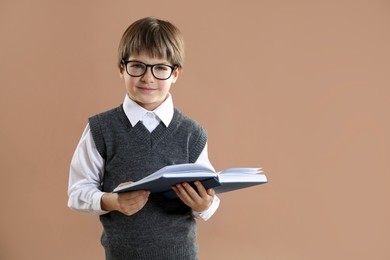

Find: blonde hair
118;17;185;68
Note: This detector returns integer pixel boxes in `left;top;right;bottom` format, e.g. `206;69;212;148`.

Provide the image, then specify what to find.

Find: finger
180;182;203;201
119;190;150;204
119;193;149;216
207;188;215;197
193;181;208;198
122;199;148;216
171;186;184;202
172;184;194;204
121;190;149;198
117;181;134;187
172;185;188;204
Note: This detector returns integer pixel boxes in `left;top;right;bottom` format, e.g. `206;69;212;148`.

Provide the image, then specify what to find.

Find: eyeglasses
122;60;177;80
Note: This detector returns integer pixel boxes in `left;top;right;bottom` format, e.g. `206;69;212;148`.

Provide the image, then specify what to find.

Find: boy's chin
137;99;164;111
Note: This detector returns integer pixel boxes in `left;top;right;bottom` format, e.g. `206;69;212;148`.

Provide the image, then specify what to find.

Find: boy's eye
154;65;169;71
130;63;145;69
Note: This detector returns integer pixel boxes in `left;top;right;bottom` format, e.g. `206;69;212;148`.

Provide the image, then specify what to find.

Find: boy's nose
141;67;155;82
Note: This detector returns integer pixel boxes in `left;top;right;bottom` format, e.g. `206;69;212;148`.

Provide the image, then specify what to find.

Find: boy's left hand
172;181;215;212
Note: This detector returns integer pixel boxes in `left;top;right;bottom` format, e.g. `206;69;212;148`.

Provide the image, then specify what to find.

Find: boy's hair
118;17;185;69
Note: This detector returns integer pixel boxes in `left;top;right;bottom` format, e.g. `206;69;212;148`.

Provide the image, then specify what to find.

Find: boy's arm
68;125;108;215
180;143;221;221
68;124;150;216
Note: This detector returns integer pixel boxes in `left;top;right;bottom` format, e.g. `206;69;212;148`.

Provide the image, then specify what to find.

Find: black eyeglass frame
121;60;178;80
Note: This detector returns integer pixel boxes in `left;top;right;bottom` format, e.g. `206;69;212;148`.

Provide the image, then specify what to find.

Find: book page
219;168;262;174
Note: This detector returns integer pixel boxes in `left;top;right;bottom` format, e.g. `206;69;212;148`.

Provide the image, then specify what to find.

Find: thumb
207;188;215;197
117;181;134;187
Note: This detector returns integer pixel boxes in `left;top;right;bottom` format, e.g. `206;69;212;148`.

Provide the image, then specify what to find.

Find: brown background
1;0;390;259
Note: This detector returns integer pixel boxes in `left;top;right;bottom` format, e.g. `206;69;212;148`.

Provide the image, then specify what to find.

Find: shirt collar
122;94;174;127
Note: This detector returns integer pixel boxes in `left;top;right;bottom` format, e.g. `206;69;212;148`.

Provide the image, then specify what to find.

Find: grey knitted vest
89;105;207;260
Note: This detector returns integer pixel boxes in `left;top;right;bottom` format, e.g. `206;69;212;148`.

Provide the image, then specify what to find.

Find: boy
68;17;220;260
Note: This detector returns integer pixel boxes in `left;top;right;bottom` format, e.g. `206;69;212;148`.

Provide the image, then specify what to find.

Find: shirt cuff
92;191;110;215
193;195;220;221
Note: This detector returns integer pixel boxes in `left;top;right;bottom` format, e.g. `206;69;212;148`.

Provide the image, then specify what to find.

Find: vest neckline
117;105;179;148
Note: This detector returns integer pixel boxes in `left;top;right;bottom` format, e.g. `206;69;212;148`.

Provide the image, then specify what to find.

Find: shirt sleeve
67;124;109;215
192;143;221;221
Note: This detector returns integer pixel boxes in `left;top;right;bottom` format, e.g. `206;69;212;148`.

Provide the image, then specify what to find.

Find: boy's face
120;52;180;111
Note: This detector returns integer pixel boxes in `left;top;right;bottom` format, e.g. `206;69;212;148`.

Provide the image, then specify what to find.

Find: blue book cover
113;163;267;198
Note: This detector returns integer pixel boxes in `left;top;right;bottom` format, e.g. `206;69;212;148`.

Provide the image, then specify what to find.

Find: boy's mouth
138;86;157;91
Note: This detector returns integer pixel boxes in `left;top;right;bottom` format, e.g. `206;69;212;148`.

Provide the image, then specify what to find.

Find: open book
113;163;267;198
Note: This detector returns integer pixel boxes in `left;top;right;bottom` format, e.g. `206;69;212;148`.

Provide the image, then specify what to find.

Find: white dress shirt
68;94;220;221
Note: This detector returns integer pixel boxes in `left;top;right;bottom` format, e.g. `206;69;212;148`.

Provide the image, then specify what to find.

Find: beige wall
1;0;390;259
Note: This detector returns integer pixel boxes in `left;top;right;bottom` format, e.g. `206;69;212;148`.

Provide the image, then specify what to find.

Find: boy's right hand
101;182;150;216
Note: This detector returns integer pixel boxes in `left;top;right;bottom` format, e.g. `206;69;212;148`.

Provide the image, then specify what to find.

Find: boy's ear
171;67;181;83
119;65;125;79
